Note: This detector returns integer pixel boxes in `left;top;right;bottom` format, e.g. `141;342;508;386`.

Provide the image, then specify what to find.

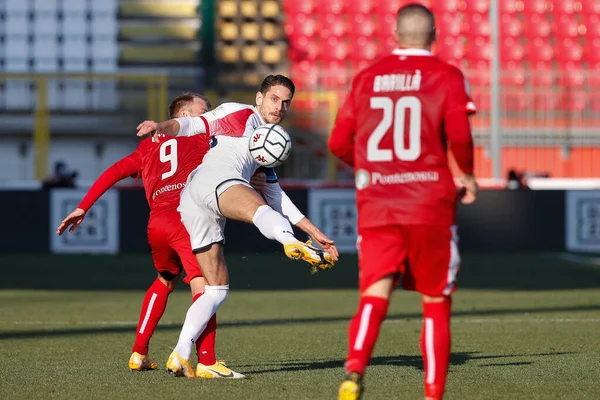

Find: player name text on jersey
373;70;421;93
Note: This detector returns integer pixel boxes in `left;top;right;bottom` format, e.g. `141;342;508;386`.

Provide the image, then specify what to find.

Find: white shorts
177;164;252;252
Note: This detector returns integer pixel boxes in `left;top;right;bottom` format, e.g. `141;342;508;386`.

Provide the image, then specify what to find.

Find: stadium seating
0;0;119;110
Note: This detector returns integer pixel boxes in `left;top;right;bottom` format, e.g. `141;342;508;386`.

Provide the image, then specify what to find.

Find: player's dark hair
168;92;212;119
259;74;296;97
396;3;436;43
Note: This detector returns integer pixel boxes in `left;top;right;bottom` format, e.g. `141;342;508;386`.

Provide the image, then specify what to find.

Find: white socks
173;285;229;360
252;205;297;244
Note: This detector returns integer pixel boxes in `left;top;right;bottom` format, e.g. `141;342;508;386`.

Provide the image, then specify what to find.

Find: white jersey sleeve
175;102;260;138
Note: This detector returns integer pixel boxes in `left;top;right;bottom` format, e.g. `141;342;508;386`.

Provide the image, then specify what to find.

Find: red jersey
78;135;210;215
328;48;475;228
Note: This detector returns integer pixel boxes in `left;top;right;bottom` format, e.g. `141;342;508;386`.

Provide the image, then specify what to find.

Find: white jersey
175;102;263;182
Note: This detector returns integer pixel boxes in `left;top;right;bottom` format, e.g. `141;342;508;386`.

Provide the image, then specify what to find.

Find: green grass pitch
1;252;599;399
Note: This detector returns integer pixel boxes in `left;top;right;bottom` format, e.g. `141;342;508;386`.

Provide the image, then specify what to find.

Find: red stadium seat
379;36;397;56
503;91;531;112
349;14;376;39
320;61;351;89
435;36;466;62
561;90;588;112
583;15;600;39
284;14;317;39
465;13;491;38
347;0;375;14
436;13;463;38
525;38;554;62
318;14;348;39
500;14;523;38
374;13;397;40
501;62;528;87
530;61;556;87
319;37;350;61
468;37;492;62
290;61;319;89
433;0;462;13
500;38;525;64
349;37;379;62
464;0;490;14
467;60;490;86
533;91;560;112
283;0;315;15
555;38;584;64
559;64;587;88
521;0;552;14
318;0;345;14
524;14;552;38
350;59;373;73
584;38;600;63
553;0;583;14
499;0;523;13
580;0;600;14
590;92;600;113
373;0;401;16
554;15;585;39
288;36;319;61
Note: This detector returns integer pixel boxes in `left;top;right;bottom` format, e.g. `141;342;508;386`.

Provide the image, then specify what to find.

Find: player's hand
309;229;339;261
56;208;86;235
250;171;267;191
136;120;160;142
458;173;479;204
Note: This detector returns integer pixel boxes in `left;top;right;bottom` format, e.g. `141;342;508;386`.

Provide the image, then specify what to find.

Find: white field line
549;252;600;269
4;317;600;326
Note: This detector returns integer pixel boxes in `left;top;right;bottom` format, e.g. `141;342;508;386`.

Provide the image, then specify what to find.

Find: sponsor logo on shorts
154;182;186;199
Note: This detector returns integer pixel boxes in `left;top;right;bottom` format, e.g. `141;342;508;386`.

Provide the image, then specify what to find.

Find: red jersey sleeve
328;81;358;167
78;146;143;211
444;68;475;175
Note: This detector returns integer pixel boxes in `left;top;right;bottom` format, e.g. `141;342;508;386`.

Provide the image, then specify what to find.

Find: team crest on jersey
355;169;370;190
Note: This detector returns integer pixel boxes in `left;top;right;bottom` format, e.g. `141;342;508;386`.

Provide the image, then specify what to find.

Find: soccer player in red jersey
328;4;479;400
56;93;245;378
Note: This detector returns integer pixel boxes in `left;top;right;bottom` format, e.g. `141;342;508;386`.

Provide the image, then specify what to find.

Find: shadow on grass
1;303;598;340
236;352;571;374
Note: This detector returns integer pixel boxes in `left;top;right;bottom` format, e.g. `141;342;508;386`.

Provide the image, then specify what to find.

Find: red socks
131;278;173;355
344;296;390;376
193;292;217;365
421;298;452;400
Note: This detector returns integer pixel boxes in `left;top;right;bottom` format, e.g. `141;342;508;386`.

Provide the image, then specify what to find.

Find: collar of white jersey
392;48;433;56
251;105;266;124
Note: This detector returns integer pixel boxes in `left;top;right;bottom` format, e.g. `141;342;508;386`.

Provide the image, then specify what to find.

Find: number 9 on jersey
249;123;292;167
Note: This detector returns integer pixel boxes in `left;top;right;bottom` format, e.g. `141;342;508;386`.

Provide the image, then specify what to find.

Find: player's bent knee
422;294;451;304
157;271;181;287
204;285;229;308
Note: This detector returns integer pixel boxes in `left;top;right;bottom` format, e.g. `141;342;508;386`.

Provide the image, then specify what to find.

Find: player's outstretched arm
137;117;208;141
57;151;143;235
56;207;86;235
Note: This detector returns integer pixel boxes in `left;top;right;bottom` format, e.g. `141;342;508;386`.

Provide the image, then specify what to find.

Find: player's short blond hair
168;92;212;118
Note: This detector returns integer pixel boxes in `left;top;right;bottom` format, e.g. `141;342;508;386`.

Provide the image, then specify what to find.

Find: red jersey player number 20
330;49;476;229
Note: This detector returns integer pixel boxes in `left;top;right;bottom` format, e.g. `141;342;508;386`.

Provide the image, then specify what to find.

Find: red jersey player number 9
160;139;179;179
368;96;421;162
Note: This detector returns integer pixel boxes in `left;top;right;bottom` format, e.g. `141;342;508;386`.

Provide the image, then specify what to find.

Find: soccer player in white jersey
136;75;339;377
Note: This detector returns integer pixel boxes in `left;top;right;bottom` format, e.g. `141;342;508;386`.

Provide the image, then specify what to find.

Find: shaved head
395;3;436;49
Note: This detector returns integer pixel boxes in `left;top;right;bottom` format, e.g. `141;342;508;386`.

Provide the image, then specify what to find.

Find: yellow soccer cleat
338;373;363;400
166;351;195;378
128;352;158;371
195;360;246;379
284;239;335;272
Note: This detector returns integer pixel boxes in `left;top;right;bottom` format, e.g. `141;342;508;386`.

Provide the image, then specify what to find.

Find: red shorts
357;225;460;296
147;209;202;285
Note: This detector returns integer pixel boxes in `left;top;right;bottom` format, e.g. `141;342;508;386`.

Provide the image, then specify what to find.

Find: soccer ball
248;123;292;167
